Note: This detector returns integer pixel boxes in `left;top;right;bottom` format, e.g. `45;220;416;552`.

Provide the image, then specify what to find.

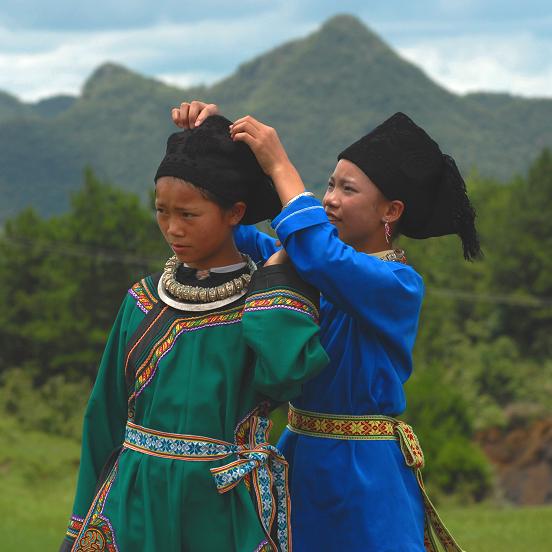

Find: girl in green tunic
60;115;328;552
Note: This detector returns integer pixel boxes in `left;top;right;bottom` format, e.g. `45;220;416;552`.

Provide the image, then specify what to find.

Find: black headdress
338;112;481;260
155;115;281;224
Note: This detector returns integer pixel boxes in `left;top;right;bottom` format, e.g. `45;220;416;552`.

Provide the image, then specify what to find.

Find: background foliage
0;17;551;549
1;150;551;505
0;15;551;223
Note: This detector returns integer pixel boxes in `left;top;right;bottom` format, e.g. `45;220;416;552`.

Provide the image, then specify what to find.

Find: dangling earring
384;220;392;245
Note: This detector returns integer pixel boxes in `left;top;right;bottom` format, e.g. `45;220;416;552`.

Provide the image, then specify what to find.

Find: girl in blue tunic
173;104;479;551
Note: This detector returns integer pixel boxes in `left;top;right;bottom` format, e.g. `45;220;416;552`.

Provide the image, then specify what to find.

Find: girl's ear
385;199;405;224
229;201;247;225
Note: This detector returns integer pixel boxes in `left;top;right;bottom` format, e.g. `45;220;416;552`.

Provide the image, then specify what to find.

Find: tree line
1;150;551;502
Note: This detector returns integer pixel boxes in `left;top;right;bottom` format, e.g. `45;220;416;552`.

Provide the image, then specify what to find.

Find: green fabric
64;277;328;552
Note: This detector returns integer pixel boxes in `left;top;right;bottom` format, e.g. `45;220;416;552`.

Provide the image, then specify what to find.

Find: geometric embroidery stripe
287;405;398;440
123;422;237;461
132;306;244;398
245;289;319;322
124;305;167;388
72;455;121;551
128;279;157;314
66;515;84;539
141;276;159;305
246;288;317;313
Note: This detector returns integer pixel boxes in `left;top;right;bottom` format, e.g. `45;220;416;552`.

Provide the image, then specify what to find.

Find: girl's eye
327;182;335;190
343;186;356;193
155;207;165;214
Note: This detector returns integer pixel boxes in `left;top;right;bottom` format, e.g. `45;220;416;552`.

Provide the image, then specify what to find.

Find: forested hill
1;14;551;222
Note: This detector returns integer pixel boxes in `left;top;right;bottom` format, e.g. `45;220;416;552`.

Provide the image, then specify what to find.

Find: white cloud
0;7;551;102
397;32;552;98
0;13;315;101
155;71;221;89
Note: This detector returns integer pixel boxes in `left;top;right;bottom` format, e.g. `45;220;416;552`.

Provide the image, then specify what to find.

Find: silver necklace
158;255;257;311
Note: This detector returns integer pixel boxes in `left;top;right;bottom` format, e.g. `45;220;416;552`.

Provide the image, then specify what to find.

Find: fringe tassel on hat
443;155;482;261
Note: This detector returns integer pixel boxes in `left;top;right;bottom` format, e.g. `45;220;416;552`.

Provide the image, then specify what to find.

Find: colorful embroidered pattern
66;514;84;540
124;421;236;461
74;515;119;552
128;279;158;314
245;288;318;322
211;413;291;552
288;404;397;440
131;306;243;399
73;457;120;552
287;405;463;552
122;415;291;552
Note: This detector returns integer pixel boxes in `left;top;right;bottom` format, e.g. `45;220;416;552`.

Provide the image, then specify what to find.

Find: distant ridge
0;14;550;222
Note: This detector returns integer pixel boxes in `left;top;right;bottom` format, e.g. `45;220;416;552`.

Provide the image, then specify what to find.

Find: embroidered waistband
287;404;400;441
123;415;290;552
287;404;465;552
123;421;239;460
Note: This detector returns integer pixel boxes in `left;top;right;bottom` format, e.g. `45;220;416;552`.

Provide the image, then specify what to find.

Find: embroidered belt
123;412;290;552
287;404;465;552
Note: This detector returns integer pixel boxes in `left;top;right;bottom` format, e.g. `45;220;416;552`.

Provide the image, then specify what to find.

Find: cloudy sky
1;0;551;102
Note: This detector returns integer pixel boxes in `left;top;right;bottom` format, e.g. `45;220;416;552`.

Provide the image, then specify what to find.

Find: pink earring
384;220;392;245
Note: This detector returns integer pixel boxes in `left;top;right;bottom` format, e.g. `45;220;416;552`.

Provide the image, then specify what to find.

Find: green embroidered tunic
62;264;328;552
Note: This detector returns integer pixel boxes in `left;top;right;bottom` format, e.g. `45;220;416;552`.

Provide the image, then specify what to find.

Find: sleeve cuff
271;195;328;243
248;263;320;310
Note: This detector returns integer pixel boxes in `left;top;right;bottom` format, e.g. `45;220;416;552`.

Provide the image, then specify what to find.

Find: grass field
2;416;550;551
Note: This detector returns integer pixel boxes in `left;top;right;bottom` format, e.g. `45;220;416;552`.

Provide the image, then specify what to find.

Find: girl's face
323;159;400;252
155;177;245;269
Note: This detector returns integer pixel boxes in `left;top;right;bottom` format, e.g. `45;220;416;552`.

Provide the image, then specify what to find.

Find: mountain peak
319;14;389;48
88;62;136;81
321;14;368;32
82;62;145;99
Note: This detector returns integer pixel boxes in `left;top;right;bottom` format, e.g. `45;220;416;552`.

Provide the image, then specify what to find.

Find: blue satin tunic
235;195;426;551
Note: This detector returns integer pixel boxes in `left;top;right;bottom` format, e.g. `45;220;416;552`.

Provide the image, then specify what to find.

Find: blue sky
1;0;551;101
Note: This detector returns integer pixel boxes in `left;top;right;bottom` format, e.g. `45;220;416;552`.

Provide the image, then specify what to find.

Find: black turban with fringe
155;115;281;225
338;112;480;260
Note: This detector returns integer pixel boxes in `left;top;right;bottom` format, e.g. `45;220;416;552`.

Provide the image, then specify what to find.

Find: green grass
2;416;551;551
0;416;80;550
441;504;552;552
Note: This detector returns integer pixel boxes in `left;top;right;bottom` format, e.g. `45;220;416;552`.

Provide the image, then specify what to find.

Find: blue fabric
234;195;427;551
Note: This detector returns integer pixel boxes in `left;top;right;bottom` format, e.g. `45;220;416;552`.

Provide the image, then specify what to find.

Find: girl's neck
354;236;392;255
186;244;243;271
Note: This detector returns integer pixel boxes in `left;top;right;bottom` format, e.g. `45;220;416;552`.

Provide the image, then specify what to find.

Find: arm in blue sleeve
271;195;424;338
233;224;280;264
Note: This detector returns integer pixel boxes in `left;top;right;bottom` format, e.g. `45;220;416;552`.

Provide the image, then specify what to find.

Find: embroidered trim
287;405;398;440
128;279;158;314
124;421;236;461
254;540;272;552
72;456;121;551
66;514;84;540
273;205;325;233
245;288;319;322
122;415;291;552
287;404;464;552
130;305;244;400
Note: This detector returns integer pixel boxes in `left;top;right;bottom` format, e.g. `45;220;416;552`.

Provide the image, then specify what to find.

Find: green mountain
0;14;551;222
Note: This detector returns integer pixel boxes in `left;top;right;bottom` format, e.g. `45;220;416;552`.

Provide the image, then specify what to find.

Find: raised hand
230;115;306;205
171;101;219;129
229;115;291;178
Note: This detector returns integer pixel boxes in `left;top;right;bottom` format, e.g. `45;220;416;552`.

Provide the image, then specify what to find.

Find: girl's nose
167;218;185;237
323;189;339;208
